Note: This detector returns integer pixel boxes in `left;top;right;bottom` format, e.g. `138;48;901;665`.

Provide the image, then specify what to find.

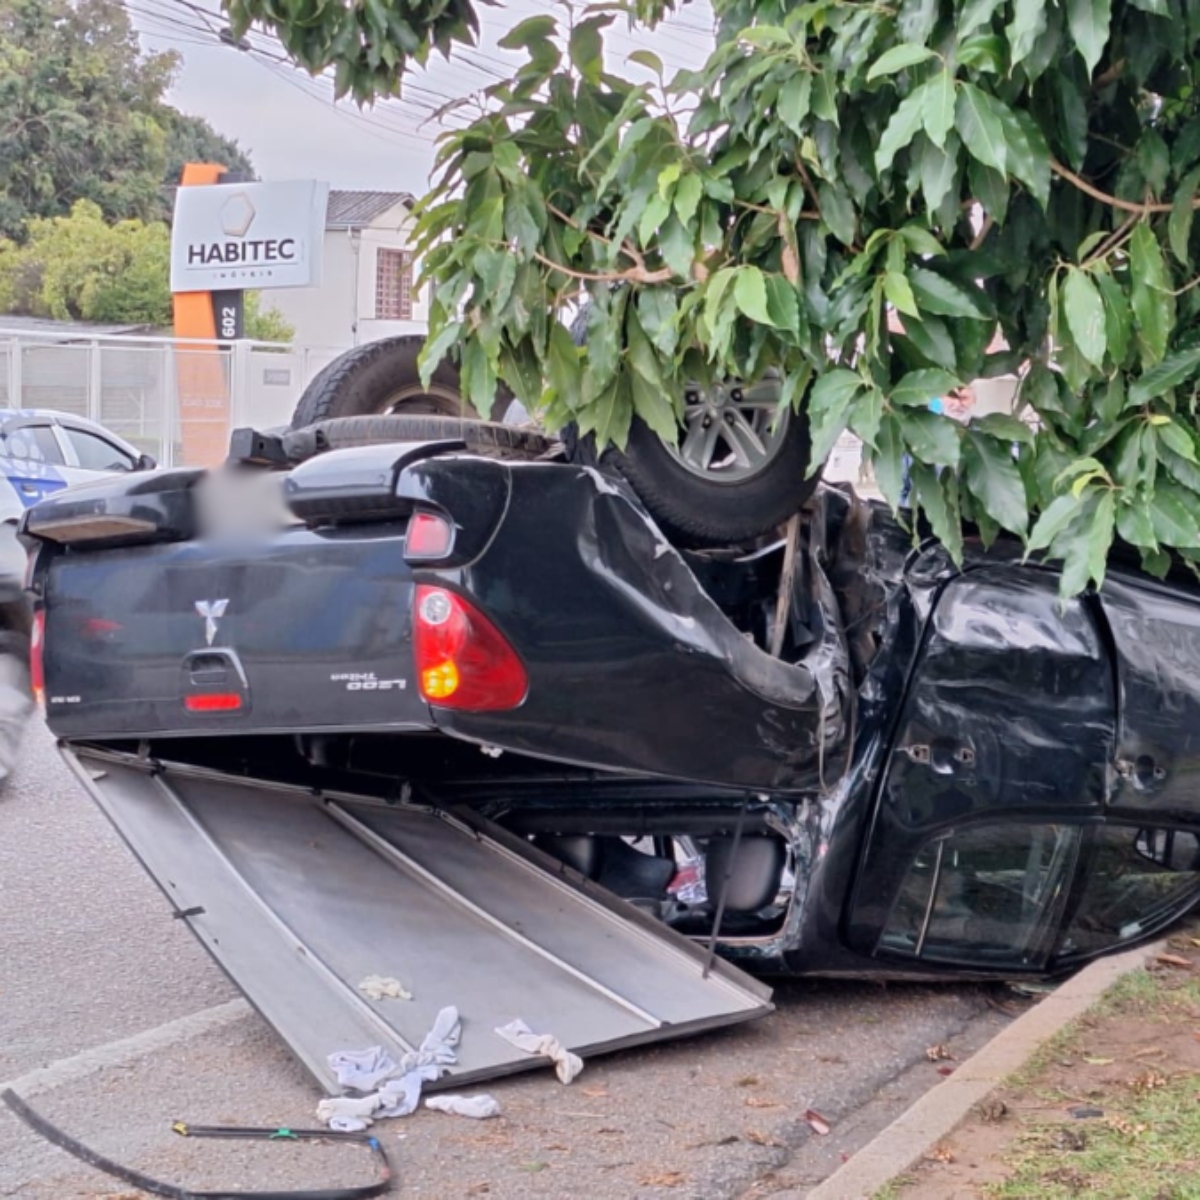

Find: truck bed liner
63;745;773;1093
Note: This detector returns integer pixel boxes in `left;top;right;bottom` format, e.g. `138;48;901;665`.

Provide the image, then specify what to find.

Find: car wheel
291;336;515;429
564;310;818;547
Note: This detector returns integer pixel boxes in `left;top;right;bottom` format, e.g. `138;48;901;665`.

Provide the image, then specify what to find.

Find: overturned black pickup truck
21;409;1200;1091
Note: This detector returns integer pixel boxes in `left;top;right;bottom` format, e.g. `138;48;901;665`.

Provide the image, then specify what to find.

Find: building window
375;249;413;320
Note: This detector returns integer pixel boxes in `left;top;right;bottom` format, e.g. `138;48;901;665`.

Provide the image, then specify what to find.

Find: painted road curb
804;937;1170;1200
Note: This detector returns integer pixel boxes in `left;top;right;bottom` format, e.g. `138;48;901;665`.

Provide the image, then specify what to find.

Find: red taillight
405;512;454;561
184;693;243;713
413;585;527;711
30;610;44;704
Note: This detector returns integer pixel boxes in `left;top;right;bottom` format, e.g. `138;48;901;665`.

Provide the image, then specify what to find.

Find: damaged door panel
63;744;772;1093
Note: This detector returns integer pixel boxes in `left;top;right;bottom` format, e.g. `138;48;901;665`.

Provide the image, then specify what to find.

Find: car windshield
879;823;1079;969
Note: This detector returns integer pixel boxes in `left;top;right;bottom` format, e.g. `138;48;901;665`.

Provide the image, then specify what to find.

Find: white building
268;190;428;351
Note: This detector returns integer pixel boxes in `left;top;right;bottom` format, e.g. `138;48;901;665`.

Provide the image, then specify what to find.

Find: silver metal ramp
63;746;773;1093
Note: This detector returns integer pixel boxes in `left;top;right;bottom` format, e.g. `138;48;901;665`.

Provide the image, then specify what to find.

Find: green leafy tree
0;200;292;337
0;200;173;324
228;0;1200;591
244;290;294;342
160;110;255;212
0;0;176;239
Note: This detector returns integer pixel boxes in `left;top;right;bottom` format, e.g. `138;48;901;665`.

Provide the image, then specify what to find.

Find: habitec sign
170;180;329;294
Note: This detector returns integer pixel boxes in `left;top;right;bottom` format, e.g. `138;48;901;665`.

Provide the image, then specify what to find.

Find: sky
129;0;717;196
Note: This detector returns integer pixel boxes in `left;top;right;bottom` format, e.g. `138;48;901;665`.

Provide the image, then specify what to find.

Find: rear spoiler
20;440;515;566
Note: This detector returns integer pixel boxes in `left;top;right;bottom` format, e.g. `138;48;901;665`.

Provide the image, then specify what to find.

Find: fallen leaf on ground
746;1129;784;1148
925;1144;955;1163
937;1065;955;1076
1132;1046;1164;1058
466;1185;490;1196
640;1171;686;1187
546;1143;571;1153
745;1097;784;1109
581;1087;609;1098
520;1160;549;1173
1157;954;1191;969
735;1075;760;1087
804;1109;831;1135
925;1044;953;1061
1083;1055;1115;1065
1131;1069;1167;1093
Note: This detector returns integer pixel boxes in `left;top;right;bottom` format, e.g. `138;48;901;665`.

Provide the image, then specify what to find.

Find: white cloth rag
494;1019;583;1084
327;1046;399;1091
320;1006;463;1130
426;1094;501;1120
359;975;413;1001
315;1094;381;1133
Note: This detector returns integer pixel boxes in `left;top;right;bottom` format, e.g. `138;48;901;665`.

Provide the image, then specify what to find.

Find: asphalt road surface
1;718;1019;1198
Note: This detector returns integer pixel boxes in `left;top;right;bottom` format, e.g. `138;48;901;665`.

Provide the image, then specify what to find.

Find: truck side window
1057;826;1200;960
879;823;1079;969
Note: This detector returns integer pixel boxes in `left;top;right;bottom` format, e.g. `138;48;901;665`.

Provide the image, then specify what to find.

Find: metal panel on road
63;747;772;1094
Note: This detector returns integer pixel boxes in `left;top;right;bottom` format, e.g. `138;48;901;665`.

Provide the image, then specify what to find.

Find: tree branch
532;251;673;284
1050;158;1200;214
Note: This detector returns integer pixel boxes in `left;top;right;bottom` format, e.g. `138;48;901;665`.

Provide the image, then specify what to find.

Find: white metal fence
0;330;346;466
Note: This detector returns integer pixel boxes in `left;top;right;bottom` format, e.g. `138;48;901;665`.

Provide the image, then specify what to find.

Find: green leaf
1065;0;1113;77
955;83;1007;174
810;368;864;414
963;429;1028;534
921;70;957;150
908;267;992;319
1085;490;1116;590
733;266;777;327
892;368;959;407
1150;483;1200;547
1128;346;1200;405
629;373;679;445
884;271;921;318
875;86;928;173
657;163;682;199
764;275;801;333
638;193;671;244
778;73;813;135
569;17;608;85
498;15;557;50
1095;272;1132;366
872;415;908;507
1006;0;1048;66
818;182;857;246
1169;167;1200;264
898;407;961;467
1129;223;1173;365
911;461;964;562
1061;268;1107;368
995;107;1052;207
919;132;960;211
897;315;958;369
849;387;884;448
1116;499;1157;548
957;0;1003;38
658;215;694;280
808;371;863;464
673;174;703;227
957;34;1006;72
1157;420;1199;463
1027;493;1084;555
975;413;1034;445
627;49;664;75
867;44;936;81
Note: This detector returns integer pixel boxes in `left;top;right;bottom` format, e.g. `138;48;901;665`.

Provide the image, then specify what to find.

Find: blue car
0;410;153;781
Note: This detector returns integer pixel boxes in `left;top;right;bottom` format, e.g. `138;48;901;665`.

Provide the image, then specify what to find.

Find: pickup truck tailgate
64;746;773;1092
42;528;430;738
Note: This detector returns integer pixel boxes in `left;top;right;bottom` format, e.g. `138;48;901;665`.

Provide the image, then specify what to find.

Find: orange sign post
172;163;237;467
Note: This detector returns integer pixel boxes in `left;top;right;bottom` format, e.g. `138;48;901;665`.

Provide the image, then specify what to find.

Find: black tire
598;405;816;548
564;309;818;547
291;336;513;429
281;414;553;465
